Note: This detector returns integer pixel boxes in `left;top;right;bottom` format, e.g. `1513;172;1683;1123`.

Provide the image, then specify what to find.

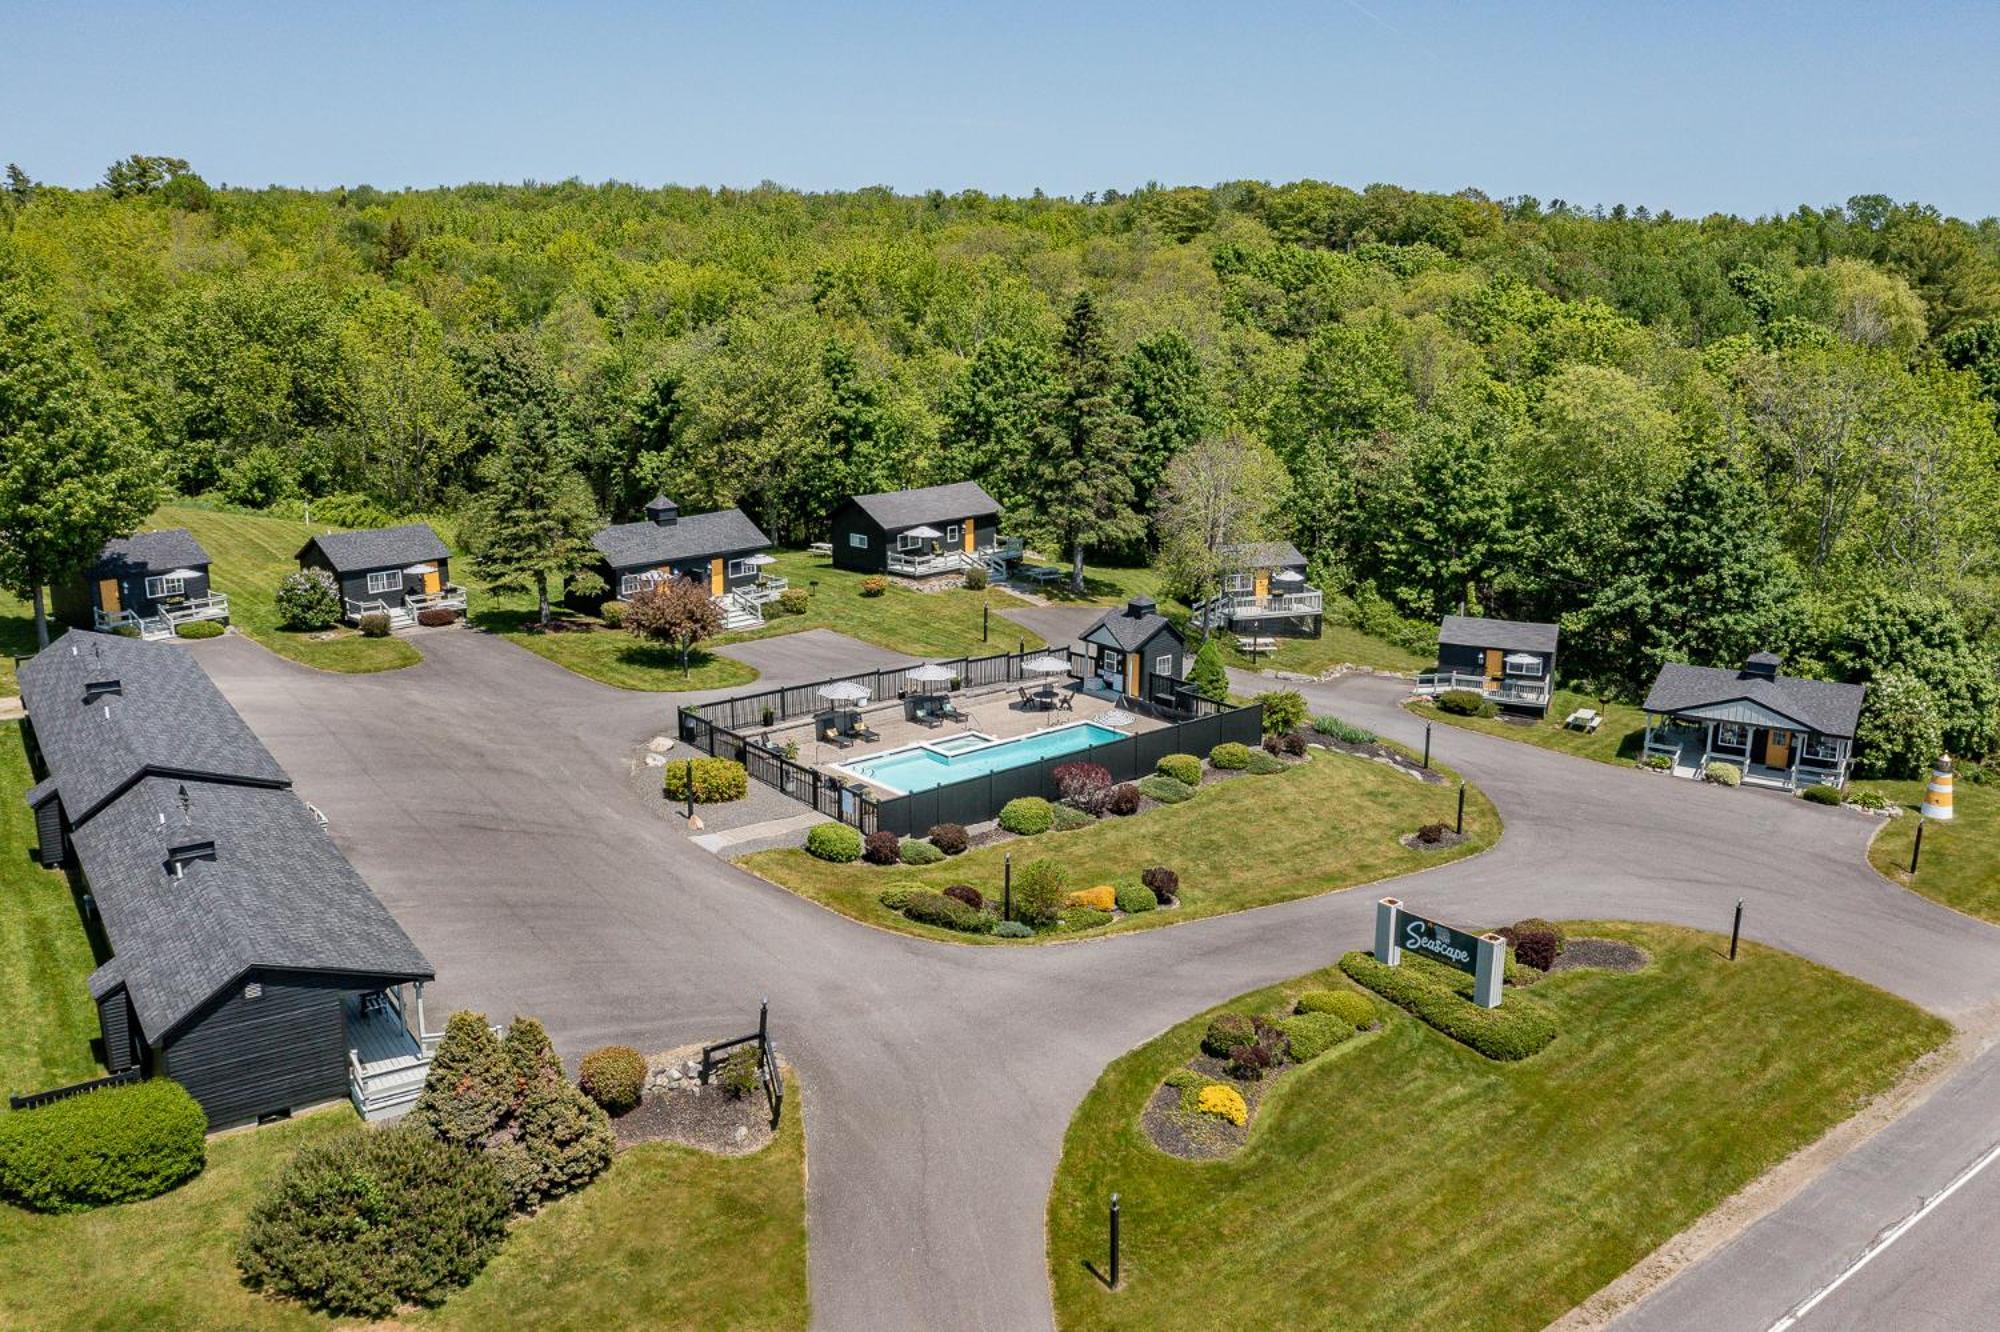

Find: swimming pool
830;721;1128;795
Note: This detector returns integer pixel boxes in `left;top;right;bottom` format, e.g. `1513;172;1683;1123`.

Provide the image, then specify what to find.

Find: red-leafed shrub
1052;761;1114;814
1141;866;1179;903
862;830;902;865
943;883;983;911
1512;927;1561;972
928;823;969;855
1105;783;1141;816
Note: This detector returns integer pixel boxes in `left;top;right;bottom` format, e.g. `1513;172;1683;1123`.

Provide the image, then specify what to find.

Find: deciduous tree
625;575;724;677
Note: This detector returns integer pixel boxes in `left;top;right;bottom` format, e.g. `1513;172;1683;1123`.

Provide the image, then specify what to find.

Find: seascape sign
1397;909;1480;976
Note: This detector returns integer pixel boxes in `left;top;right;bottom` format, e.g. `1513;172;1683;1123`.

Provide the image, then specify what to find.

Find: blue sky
5;1;1996;218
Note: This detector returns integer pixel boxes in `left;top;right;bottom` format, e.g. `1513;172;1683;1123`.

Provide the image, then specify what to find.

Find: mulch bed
1547;937;1651;974
608;1045;778;1156
1303;732;1448;784
1140;1052;1282;1161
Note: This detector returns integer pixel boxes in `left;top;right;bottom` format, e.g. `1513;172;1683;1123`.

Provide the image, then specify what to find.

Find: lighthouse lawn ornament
1921;753;1955;821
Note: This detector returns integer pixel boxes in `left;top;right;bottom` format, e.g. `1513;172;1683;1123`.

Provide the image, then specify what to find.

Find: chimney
1126;595;1157;619
643;495;679;527
83;678;122;705
1743;651;1781;680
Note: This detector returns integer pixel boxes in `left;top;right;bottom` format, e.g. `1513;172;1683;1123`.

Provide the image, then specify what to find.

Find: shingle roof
1219;540;1306;569
1083;601;1182;653
1642;662;1868;738
592;508;771;570
845;481;999;531
298;522;450;575
74;776;432;1038
1438;615;1560;655
86;528;211;577
19;633;288;824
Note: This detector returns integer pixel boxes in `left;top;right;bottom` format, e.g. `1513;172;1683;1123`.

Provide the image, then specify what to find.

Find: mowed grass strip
1046;923;1948;1331
1861;779;2000;923
0;723;104;1097
0;1074;809;1331
713;548;1047;658
738;750;1498;943
1409;688;1651;767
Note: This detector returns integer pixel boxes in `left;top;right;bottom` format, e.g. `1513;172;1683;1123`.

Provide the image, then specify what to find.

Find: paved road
189;630;2000;1330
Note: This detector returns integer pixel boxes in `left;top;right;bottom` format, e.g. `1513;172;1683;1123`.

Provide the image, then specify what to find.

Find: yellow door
1253;570;1269;601
963;522;976;554
99;578;122;614
1125;653;1140;695
422;569;441;595
1484;649;1503;690
1766;730;1792;767
709;558;725;596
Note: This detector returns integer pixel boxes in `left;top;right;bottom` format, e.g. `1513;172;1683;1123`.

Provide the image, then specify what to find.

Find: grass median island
738;749;1499;943
0;1074;809;1330
1409;688;1650;766
1861;778;2000;922
1046;922;1948;1331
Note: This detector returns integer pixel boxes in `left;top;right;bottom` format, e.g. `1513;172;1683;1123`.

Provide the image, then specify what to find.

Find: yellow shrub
1066;884;1117;912
1195;1083;1247;1126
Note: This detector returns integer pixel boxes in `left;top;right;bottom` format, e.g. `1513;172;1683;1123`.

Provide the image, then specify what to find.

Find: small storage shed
296;523;459;622
1079;597;1187;702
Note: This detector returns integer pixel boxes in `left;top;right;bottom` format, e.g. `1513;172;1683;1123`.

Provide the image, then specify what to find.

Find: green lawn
1221;625;1428;677
0;1076;808;1331
713;548;1048;658
1046;922;1947;1331
1409;688;1651;766
0;589;37;697
738;749;1498;943
1861;779;2000;923
0;723;104;1099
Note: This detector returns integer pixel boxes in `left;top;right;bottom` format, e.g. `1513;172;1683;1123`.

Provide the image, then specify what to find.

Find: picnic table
1564;707;1602;733
1017;565;1065;585
808;541;833;555
1236;636;1279;655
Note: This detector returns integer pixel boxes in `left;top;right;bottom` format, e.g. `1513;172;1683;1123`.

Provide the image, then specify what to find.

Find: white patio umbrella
744;553;778;566
903;524;944;540
1021;655;1071;674
817;680;872;703
1272;569;1305;583
403;562;439;575
907;663;955;694
1095;707;1136;728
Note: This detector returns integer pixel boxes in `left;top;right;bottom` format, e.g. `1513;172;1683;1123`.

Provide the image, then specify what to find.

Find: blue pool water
838;723;1126;794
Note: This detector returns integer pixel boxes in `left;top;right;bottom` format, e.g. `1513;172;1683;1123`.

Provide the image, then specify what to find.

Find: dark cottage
52;528;229;642
1079;597;1186;704
1640;652;1867;790
18;633;437;1128
1192;540;1323;639
1421;615;1560;713
591;495;777;630
296;522;463;629
828;481;1018;578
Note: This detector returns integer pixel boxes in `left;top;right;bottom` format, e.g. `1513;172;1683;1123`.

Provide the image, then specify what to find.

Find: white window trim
849;532;868;549
1717;722;1748;748
143;574;186;599
365;570;403;596
945;524;961;545
896;531;924;551
1155;654;1172;678
727;558;754;579
1806;733;1842;761
619;574;640;596
1222;572;1253;593
1507;657;1544;678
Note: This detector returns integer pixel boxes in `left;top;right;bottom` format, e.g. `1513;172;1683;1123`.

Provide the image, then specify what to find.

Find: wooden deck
344;993;431;1121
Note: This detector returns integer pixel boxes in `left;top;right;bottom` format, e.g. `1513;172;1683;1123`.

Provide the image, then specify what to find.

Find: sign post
1376;899;1506;1008
1374;897;1402;965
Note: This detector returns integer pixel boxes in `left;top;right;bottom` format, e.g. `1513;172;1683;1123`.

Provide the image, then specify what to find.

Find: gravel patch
1140;1053;1281;1161
608;1042;780;1156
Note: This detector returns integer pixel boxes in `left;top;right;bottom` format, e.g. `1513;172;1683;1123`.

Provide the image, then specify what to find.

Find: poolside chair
938;698;968;724
1054;691;1075;712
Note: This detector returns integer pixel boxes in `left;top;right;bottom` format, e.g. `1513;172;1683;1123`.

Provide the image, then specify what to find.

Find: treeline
2;161;1999;765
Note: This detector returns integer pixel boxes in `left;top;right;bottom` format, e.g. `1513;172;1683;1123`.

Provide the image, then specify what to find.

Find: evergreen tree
461;402;602;625
1188;635;1229;702
411;1011;513;1150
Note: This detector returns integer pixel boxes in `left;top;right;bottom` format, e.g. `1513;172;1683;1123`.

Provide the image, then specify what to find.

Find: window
946;524;961;545
1507;656;1544;678
243;981;263;1001
143;575;186;599
619;574;640;596
727;558;755;579
1806;733;1842;761
897;531;924;551
1717;722;1747;748
365;570;403;596
1222;572;1252;594
849;532;868;549
1156;654;1173;679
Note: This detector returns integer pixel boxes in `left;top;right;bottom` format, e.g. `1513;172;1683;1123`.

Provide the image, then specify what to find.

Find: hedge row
663;757;748;802
1338;952;1559;1061
0;1079;207;1212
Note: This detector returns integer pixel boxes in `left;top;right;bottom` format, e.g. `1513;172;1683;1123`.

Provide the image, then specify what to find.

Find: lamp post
1729;898;1744;960
1003;853;1013;922
1422;722;1432;770
1109;1192;1121;1289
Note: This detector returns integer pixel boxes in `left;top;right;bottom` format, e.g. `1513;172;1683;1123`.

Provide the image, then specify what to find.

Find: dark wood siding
98;987;140;1072
157;970;351;1129
1438;642;1486;675
33;795;65;867
829;502;886;573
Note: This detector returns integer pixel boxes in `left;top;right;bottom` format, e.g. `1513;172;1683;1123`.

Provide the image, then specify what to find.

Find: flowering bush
1052;761;1114;813
859;576;887;597
1195;1083;1247;1126
275;569;341;630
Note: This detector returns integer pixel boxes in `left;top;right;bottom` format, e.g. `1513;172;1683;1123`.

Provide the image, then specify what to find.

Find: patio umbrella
1272;569;1305;583
163;568;203;581
1095;708;1136;728
907;663;955;695
1021;655;1071;674
903;524;943;540
744;553;778;566
817;680;871;703
403;562;439;575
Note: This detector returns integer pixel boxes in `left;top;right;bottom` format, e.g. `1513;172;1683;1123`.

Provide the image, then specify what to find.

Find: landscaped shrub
900;838;945;865
1296;990;1377;1026
663;757;748;803
720;1046;761;1099
1340;952;1560;1061
1053;760;1114;812
1141;866;1180;903
1265;731;1308;757
1279;1011;1354;1061
961;565;988;591
859;575;887;597
1501;917;1566;952
943;883;983;910
1436;688;1497;718
358;610;392;637
1061;906;1113;931
927;822;969;854
878;886;916;911
806;823;863;862
1243;750;1289;774
1104;782;1141;815
1802;784;1843;805
863;829;903;864
275;568;342;630
1704;760;1742;787
1067;884;1117;912
1050;803;1095;832
491;1018;615;1210
1512;926;1561;972
1163;1068;1210;1111
1155;753;1202;786
1011;859;1069;926
1227;1042;1277;1080
1114;883;1155;914
778;587;810;615
1416;822;1449;845
1851;788;1892;811
992;920;1034;939
1209;741;1253;770
416;607;457;627
1641;753;1673;770
1202;1012;1256;1058
0;1078;206;1213
175;618;225;639
1313;714;1377;744
1195;1083;1248;1126
902;890;993;933
597;599;628;628
1136;774;1195;804
1254;688;1308;734
998;796;1054;835
576;1046;648;1116
237;1124;511;1318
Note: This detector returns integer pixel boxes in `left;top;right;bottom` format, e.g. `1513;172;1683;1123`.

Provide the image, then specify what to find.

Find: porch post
413;981;426;1039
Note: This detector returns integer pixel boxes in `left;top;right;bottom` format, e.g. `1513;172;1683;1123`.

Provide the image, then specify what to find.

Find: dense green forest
3;160;1999;769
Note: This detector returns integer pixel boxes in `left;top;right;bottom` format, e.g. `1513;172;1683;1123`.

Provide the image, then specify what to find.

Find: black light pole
685;759;695;819
1109;1192;1121;1289
982;604;989;642
1422;722;1432;770
1729;898;1744;960
1455;781;1466;835
1911;818;1926;876
1003;853;1013;922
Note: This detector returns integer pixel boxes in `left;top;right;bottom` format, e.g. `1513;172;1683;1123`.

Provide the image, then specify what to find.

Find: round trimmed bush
899;838;945;865
806;823;863;862
961;565;988;591
1512;926;1562;972
1114;883;1155;914
1141;866;1180;903
1243;750;1289;775
859;575;887;597
928;822;969;855
1703;761;1742;787
943;883;983;911
1155;753;1201;786
1061;906;1112;931
998;796;1054;835
597;599;628;629
1436;688;1497;718
275;568;341;630
1011;858;1068;926
902;890;992;933
237;1124;511;1318
1050;803;1095;832
1202;1012;1256;1058
777;587;810;615
0;1078;206;1212
357;611;392;638
1136;774;1194;804
863;829;903;865
992;920;1033;939
576;1046;648;1116
663;757;748;803
878;886;916;911
1209;741;1253;770
1066;884;1117;912
175;618;225;639
415;607;458;628
1296;990;1376;1026
1279;1011;1354;1061
1104;783;1140;816
1801;784;1842;805
1415;822;1449;845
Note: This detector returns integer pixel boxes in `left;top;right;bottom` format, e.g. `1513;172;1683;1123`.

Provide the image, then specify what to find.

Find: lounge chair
938;698;968;723
1054;691;1075;712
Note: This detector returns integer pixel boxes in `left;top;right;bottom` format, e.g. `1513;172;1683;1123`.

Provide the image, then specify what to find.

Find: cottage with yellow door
54;528;230;640
297;522;465;630
1421;615;1560;715
1080;597;1186;707
589;495;775;631
828;480;1019;579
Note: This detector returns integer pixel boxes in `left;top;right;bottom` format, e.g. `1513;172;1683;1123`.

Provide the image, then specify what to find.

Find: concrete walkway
186;631;2000;1330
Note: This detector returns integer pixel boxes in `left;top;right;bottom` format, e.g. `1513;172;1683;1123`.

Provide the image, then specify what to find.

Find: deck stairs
719;593;763;631
345;994;433;1122
137;616;173;642
384;605;417;631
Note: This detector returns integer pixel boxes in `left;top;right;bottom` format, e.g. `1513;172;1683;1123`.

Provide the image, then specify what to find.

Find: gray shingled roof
298;522;450;575
592;508;771;571
19;633;288;824
1438;615;1560;655
845;481;999;532
74;776;432;1038
87;528;211;576
1642;662;1868;738
1219;540;1306;569
1083;601;1182;653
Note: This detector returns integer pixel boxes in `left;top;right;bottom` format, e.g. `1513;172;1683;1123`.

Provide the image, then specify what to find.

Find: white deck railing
1194;588;1324;627
160;593;230;624
404;585;468;612
1414;670;1551;706
887;537;1023;577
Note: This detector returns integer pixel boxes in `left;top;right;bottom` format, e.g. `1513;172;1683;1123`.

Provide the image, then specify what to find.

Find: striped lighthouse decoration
1921;753;1955;821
